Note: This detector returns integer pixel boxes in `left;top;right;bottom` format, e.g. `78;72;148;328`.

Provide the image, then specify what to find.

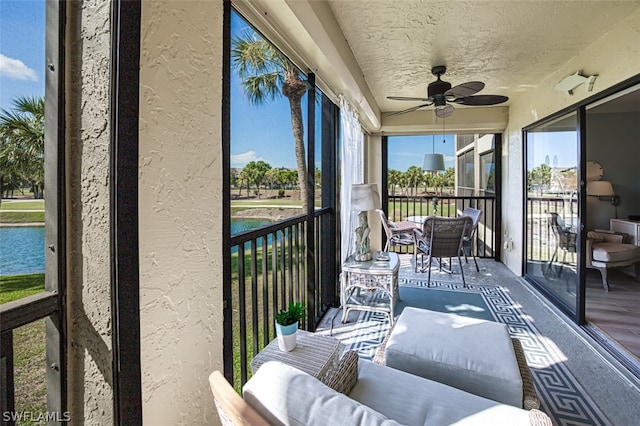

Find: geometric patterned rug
321;279;610;426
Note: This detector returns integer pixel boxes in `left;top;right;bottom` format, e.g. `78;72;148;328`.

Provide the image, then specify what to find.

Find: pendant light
422;113;445;171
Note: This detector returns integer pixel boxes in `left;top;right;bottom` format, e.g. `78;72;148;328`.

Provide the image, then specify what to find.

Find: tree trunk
283;75;308;212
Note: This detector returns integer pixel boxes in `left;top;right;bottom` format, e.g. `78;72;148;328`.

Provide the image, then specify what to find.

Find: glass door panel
525;112;579;312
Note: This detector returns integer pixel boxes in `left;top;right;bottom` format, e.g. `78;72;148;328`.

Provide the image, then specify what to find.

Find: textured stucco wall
502;9;640;274
139;1;224;424
66;1;114;424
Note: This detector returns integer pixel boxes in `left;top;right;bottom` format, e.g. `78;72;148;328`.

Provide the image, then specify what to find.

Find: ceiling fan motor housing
428;79;452;98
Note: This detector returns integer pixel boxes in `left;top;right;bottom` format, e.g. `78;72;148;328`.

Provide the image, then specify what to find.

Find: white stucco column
139;1;224;424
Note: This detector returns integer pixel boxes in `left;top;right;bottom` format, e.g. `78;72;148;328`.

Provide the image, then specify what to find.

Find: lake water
0;226;45;276
0;219;271;276
231;218;273;235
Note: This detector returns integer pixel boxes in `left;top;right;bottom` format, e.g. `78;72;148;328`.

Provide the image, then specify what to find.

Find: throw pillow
326;350;359;395
587;231;605;241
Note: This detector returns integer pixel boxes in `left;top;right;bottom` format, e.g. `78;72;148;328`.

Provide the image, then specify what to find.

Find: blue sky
388;134;455;171
230;12;315;170
1;4;486;175
0;1;45;113
527;131;577;170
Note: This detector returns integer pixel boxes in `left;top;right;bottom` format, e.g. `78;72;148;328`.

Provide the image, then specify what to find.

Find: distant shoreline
0;222;45;227
232;207;301;221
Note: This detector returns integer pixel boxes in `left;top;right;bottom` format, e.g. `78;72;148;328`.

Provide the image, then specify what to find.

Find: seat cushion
384;307;523;407
592;243;640;263
243;361;400;426
350;360;536;426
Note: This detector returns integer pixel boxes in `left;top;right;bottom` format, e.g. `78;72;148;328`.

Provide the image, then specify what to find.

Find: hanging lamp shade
422;153;445;171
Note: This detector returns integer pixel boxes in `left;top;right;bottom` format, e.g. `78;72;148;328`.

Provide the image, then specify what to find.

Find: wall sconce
587;180;620;218
586;180;619;205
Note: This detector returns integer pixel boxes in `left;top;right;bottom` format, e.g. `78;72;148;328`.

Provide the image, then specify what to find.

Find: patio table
341;251;400;325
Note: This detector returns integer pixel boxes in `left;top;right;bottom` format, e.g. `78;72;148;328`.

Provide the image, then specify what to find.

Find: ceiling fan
387;65;508;118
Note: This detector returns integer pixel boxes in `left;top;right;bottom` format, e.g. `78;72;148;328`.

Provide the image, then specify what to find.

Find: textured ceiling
326;0;640;115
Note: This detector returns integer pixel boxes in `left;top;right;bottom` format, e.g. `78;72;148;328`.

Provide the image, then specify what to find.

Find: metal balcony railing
1;291;59;425
386;195;496;258
227;208;336;390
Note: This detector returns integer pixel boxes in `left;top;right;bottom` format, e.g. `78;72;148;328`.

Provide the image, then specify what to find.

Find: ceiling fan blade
387;96;432;102
387;103;433;117
453;94;509;106
445;81;484;98
435;104;454;118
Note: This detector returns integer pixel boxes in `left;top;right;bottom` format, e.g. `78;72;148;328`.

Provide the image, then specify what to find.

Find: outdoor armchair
460;207;482;272
413;216;473;287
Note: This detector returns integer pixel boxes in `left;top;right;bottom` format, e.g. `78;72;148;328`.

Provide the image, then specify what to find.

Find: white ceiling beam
381;107;509;135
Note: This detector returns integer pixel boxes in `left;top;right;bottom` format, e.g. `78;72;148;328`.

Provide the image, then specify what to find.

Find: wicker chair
545;212;577;278
413;216;473;287
460;207;482;272
375;209;416;252
209;370;269;426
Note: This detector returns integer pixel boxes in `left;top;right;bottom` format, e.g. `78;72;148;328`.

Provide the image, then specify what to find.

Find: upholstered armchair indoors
586;230;640;291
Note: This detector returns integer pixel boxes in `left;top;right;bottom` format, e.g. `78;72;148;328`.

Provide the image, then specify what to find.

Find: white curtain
339;95;364;264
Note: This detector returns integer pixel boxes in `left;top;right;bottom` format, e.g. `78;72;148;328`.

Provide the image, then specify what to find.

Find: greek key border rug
322;279;610;426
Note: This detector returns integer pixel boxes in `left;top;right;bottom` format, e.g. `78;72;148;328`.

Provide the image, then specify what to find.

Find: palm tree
0;96;45;204
231;32;309;211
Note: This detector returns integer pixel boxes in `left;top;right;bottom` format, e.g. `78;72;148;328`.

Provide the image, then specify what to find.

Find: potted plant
274;302;306;351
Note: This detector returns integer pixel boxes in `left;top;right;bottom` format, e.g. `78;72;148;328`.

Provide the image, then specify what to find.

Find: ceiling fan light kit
387;65;509;117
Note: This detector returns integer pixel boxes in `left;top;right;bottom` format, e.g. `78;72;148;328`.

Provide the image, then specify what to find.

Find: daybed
209;351;552;425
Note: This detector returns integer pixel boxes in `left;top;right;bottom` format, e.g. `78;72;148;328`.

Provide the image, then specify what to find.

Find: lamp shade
586;180;614;196
422;153;445;171
351;184;380;211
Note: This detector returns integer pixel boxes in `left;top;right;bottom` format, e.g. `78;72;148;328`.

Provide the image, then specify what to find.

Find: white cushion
350;361;534;426
592;243;640;263
385;307;523;407
243;361;401;426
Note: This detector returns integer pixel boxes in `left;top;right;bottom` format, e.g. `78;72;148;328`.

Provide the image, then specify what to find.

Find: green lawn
0;200;45;210
0;274;45;304
0;211;45;223
0;200;45;223
0;274;47;423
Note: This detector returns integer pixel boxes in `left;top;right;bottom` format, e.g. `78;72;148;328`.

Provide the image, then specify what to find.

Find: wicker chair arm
209;371;269;426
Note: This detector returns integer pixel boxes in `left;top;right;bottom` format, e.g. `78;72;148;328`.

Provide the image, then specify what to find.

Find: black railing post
1;331;15;426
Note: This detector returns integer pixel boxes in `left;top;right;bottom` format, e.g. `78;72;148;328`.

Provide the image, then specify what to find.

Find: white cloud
231;150;263;166
0;54;38;81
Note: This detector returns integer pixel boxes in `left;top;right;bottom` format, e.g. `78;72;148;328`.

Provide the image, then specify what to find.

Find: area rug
320;279;610;426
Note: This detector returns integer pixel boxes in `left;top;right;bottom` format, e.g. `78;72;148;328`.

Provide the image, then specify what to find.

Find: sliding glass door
525;112;580;313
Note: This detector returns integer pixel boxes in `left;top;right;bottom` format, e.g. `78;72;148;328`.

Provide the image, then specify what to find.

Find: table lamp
351;183;380;261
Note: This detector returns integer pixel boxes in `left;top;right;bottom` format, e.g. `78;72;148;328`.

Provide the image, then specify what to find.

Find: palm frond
231;31;302;105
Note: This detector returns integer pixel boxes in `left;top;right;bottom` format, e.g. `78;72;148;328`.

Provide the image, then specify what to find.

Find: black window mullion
44;0;66;418
109;0;142;424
